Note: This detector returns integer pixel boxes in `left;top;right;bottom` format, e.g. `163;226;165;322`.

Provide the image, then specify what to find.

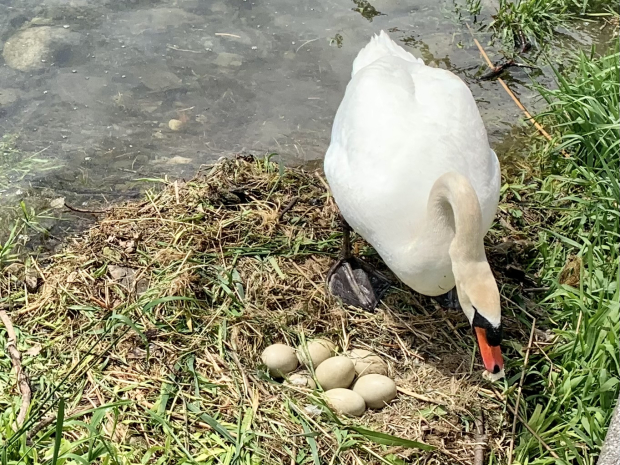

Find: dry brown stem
0;307;32;429
473;412;487;465
465;24;568;158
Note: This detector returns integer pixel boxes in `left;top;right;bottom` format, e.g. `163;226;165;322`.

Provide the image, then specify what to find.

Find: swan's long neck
379;172;487;296
425;172;485;262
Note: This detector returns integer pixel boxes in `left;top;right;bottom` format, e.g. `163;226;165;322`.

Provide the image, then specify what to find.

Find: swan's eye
471;307;503;346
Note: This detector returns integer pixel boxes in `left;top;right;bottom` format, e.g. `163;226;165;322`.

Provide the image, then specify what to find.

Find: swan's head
452;260;503;374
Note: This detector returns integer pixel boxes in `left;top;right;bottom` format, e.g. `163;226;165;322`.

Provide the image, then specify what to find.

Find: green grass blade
350;426;436;451
298;417;321;465
186;402;234;443
50;397;65;465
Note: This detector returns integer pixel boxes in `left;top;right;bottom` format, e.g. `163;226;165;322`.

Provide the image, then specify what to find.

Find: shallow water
0;0;613;243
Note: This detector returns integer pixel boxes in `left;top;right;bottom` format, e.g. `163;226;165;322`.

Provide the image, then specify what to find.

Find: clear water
0;0;612;243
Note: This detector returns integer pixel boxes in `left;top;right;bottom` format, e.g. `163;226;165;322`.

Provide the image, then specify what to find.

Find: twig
31;258;47;284
215;33;241;38
295;38;318;53
314;172;335;210
278;196;299;221
474;411;487;465
0;307;32;429
501;294;537;322
314;172;331;193
467;25;548;137
64;202;108;214
291;261;325;295
166;45;202;54
479;60;539;80
508;319;537;465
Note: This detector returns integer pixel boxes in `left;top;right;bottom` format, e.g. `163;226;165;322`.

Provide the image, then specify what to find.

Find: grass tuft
488;0;617;51
504;44;619;464
537;45;619;170
1;156;510;464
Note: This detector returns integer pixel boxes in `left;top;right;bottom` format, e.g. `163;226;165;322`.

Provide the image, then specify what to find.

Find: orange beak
474;327;504;374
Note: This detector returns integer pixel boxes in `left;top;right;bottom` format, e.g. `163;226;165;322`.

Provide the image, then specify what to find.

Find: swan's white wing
483;149;501;233
325;55;498;246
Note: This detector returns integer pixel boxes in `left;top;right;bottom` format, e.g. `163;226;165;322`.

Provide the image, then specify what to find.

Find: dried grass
1;155;517;464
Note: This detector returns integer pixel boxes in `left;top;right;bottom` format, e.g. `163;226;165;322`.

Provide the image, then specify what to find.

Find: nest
1;155;514;464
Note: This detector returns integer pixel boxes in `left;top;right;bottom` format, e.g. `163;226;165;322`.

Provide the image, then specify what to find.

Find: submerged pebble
261;344;298;378
324;388;366;417
214;52;243;68
315;356;355;390
352;374;397;409
168;119;184;131
2;26;82;72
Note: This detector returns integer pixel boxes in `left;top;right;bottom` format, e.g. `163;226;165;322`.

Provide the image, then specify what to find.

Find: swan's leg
339;214;353;260
432;288;461;309
326;215;391;312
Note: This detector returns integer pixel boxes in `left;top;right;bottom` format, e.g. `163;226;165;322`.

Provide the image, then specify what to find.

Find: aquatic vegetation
351;0;384;21
0;222;22;270
0;135;59;192
490;0;617;51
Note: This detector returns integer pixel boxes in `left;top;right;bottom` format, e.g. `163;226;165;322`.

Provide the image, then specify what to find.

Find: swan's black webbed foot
432;287;461;310
326;215;390;312
327;257;391;311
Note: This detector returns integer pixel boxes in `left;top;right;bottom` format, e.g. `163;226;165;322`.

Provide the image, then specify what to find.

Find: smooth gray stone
598;393;620;465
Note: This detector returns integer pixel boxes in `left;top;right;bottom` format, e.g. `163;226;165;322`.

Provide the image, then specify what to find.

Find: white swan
324;31;503;374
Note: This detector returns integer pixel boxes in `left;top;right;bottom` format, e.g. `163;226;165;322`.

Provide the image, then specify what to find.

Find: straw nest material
1;155;517;464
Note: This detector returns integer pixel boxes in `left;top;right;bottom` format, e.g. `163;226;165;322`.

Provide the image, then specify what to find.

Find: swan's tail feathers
351;30;423;77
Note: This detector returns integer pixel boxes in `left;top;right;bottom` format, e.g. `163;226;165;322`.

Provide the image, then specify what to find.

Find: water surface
0;0;611;242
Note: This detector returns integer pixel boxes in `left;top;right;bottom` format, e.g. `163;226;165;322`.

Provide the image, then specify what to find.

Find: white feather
324;31;500;297
351;30;423;77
